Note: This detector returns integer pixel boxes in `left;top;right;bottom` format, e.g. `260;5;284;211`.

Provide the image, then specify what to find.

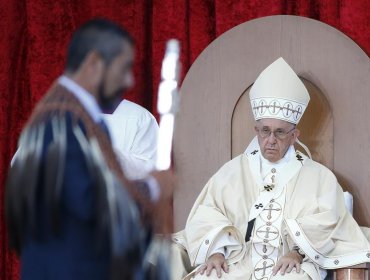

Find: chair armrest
333;262;370;280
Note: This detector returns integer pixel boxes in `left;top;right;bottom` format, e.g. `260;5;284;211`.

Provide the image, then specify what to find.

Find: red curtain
1;0;369;279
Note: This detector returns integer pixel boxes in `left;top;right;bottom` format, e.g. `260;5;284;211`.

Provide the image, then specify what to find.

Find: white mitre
249;57;310;124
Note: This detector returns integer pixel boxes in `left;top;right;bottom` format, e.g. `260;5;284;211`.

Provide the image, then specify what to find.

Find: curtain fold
1;1;369;279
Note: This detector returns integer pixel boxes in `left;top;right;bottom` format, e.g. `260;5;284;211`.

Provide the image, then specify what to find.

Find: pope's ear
293;128;301;141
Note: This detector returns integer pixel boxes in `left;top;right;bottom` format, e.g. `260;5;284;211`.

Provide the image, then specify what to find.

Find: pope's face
98;40;135;112
255;118;299;163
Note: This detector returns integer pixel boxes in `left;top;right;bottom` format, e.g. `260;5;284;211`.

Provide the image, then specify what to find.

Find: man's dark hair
65;18;134;72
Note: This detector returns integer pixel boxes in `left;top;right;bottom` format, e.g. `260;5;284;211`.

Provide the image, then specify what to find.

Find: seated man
103;99;158;180
172;58;370;280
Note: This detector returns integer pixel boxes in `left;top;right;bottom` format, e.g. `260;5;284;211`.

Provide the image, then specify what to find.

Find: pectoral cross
255;260;274;277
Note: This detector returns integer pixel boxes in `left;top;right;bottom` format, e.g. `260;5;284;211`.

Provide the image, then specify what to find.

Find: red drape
1;1;369;279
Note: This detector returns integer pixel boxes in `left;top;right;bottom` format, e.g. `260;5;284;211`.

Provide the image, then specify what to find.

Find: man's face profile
98;40;135;112
255;118;299;162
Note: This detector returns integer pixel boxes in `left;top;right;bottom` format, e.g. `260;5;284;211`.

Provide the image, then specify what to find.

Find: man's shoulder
300;153;329;170
113;100;155;120
299;151;336;180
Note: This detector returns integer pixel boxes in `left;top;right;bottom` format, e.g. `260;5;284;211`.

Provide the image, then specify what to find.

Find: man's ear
292;128;300;144
82;51;105;84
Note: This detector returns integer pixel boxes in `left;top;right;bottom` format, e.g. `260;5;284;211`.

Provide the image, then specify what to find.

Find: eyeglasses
256;127;295;140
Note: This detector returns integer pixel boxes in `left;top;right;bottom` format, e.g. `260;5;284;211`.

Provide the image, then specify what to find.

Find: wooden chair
173;15;370;279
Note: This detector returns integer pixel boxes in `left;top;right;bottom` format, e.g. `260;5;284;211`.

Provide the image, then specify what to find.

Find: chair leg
334;268;368;280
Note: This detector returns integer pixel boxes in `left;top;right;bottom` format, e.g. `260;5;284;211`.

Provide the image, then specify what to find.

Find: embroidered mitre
249;57;310;124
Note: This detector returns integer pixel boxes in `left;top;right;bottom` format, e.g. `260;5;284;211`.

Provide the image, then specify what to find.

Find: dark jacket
20;113;111;280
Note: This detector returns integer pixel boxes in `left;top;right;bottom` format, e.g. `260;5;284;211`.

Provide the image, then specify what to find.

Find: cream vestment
172;137;370;280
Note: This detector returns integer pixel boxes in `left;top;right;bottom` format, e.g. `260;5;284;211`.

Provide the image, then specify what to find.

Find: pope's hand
196;253;229;278
272;250;303;276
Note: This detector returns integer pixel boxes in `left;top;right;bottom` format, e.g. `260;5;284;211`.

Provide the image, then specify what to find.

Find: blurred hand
272;250;303;276
150;169;176;200
196;253;228;278
150;170;176;234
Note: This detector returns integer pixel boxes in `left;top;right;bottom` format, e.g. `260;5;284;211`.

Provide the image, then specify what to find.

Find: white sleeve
105;109;159;180
118;113;158;180
128;112;158;165
208;232;240;259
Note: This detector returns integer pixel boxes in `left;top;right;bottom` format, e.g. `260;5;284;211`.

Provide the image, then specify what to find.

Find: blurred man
6;18;172;280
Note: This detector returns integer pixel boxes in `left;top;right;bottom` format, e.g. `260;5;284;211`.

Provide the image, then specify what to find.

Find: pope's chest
249;165;289;280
